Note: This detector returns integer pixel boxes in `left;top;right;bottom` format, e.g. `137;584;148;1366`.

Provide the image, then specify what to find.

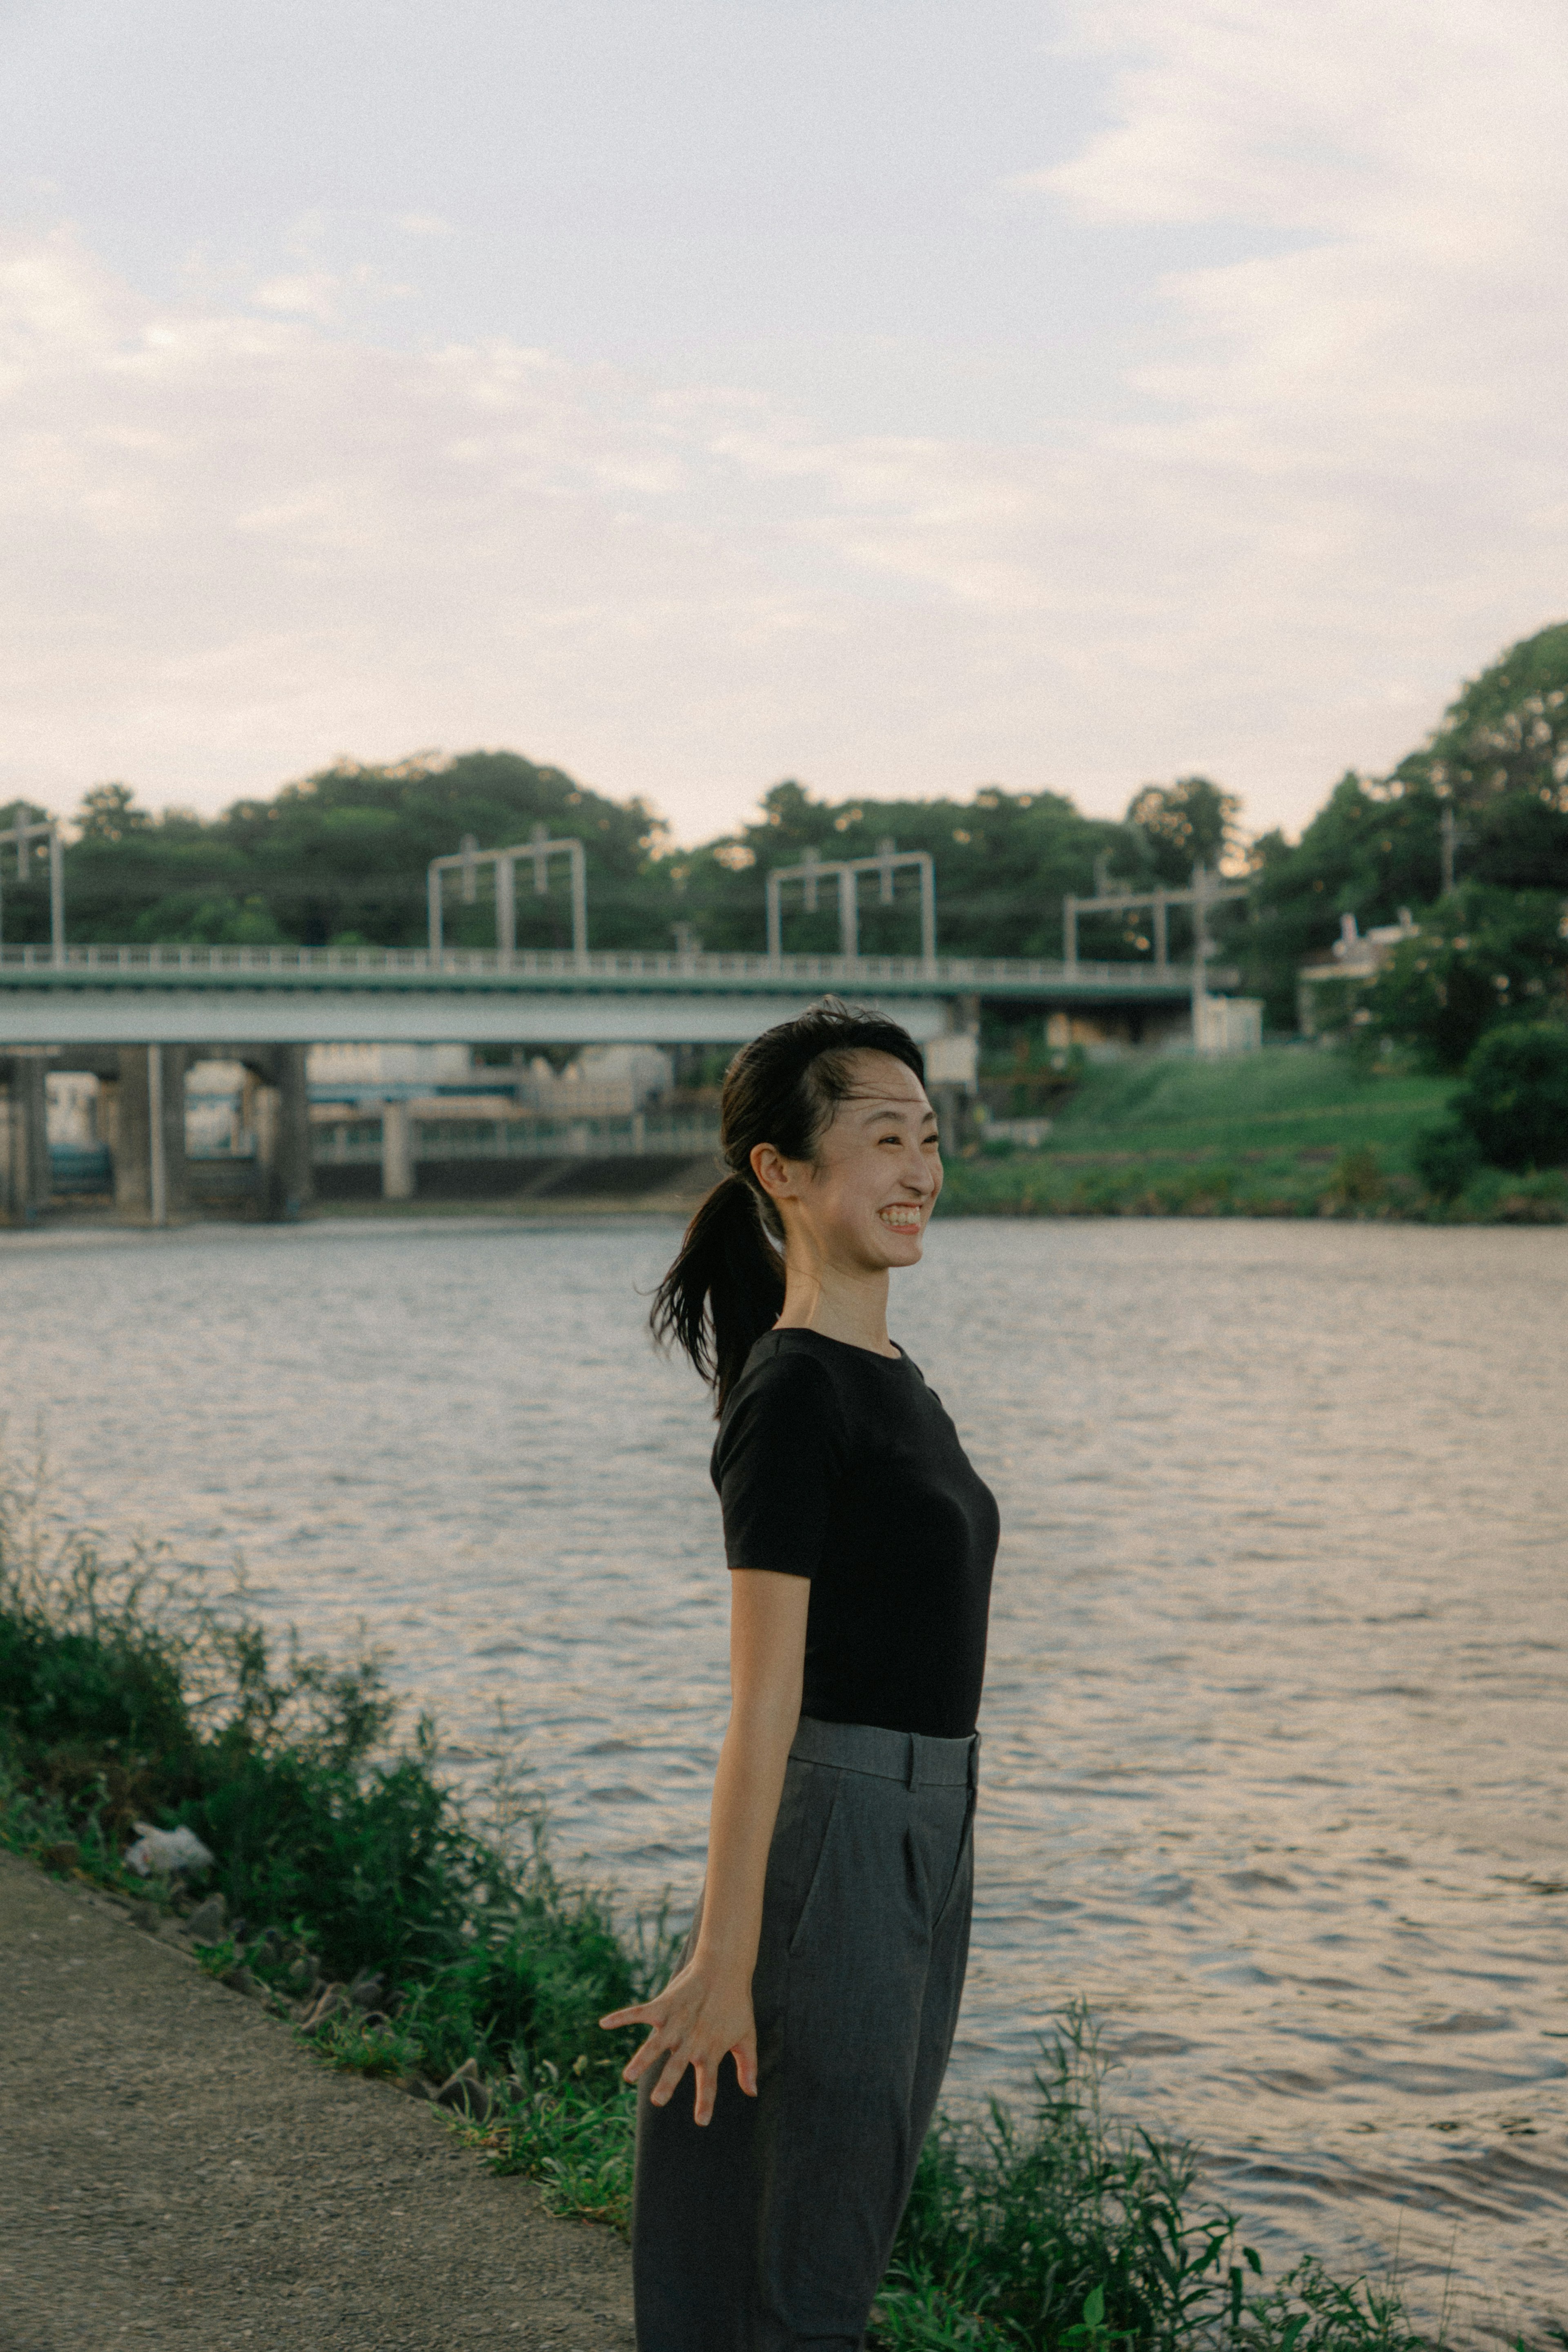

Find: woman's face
757;1049;943;1273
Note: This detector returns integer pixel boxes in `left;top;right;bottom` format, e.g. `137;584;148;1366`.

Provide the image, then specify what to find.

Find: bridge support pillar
931;992;981;1158
381;1099;415;1201
0;1052;50;1224
113;1046;189;1224
253;1044;313;1221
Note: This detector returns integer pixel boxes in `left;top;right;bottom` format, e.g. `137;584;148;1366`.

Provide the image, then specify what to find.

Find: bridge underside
1;948;1211;1224
0;988;954;1050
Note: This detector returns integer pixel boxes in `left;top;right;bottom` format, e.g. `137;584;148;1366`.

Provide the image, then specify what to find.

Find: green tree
1244;771;1449;1029
76;783;152;843
1356;885;1568;1070
672;779;1130;962
1246;624;1568;1027
1124;776;1241;886
1401;620;1568;813
128;891;287;946
56;760;1144;961
211;751;671;950
0;797;51;833
60;753;674;949
65;791;217;943
1453;1021;1568;1170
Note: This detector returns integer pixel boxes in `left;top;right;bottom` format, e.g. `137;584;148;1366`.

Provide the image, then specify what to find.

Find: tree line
4;622;1567;1069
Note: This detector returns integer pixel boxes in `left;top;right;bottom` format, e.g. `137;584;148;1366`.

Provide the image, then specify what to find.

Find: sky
2;0;1565;847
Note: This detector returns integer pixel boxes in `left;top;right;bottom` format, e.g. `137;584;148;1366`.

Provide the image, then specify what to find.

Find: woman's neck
773;1264;897;1357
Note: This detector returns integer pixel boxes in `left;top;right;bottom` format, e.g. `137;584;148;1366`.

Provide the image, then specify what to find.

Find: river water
2;1216;1565;2333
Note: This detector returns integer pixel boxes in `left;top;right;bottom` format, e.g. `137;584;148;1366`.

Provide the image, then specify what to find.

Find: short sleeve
714;1351;846;1579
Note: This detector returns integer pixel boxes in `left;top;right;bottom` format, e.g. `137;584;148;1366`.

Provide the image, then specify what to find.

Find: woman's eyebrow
857;1101;936;1122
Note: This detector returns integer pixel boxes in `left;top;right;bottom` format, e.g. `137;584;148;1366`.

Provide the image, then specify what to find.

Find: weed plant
871;2014;1441;2352
0;1463;1500;2348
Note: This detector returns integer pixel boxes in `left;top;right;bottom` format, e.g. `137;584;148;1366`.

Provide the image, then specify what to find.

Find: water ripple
2;1216;1565;2327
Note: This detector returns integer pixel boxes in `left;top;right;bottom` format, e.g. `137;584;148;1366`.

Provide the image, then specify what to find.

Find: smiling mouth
878;1205;924;1233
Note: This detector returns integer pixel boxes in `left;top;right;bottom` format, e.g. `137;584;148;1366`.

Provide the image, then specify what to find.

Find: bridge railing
0;941;1217;992
315;1112;722;1166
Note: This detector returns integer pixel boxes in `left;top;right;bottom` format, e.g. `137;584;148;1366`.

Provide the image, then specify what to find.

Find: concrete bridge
0;940;1221;1224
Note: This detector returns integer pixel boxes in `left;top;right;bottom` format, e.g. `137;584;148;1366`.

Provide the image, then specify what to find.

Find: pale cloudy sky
2;0;1564;844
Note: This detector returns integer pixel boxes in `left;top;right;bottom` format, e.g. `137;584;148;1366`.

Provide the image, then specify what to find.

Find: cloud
2;6;1565;845
252;272;343;322
1037;0;1568;457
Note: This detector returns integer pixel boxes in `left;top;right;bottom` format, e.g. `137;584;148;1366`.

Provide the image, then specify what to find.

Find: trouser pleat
632;1718;977;2352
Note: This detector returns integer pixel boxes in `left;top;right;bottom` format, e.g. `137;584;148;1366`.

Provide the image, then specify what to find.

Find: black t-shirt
711;1327;1000;1739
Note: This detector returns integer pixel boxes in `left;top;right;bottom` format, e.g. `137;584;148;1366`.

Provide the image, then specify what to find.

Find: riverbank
939;1049;1568;1221
0;1473;1483;2351
28;1046;1568;1232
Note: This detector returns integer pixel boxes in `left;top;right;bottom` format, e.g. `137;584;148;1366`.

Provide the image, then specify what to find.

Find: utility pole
0;812;65;964
1187;865;1221;1037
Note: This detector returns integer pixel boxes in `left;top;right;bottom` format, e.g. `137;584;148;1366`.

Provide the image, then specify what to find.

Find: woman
600;999;1000;2352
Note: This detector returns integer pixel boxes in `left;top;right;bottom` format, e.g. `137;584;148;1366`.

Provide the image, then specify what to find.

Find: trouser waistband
789;1712;979;1791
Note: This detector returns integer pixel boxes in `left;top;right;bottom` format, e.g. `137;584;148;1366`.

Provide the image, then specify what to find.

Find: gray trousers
632;1714;978;2352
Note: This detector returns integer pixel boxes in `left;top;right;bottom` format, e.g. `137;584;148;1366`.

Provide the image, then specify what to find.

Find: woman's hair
651;998;926;1412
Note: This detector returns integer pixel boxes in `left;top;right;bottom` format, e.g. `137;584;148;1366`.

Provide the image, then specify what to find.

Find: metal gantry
0;813;65;964
427;825;588;963
766;838;936;966
1062;863;1249;1023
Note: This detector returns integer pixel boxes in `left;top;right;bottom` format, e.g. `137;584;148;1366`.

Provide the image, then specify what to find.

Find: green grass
2;1460;1532;2349
873;2020;1438;2352
939;1048;1568;1222
0;1456;655;2098
1024;1046;1449;1144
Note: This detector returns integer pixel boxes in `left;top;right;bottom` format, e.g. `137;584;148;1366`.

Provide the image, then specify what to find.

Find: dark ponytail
651;998;926;1412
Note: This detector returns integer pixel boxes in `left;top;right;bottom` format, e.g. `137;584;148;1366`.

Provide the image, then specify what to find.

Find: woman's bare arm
599;1569;808;2125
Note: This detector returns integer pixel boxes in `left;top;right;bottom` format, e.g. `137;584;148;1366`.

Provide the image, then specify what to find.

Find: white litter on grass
124;1824;214;1877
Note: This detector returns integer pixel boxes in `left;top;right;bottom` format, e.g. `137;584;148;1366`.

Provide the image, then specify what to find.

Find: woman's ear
750;1141;797;1202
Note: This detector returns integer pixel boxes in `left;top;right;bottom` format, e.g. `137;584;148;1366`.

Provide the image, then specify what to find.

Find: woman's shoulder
715;1331;846;1451
728;1329;842;1408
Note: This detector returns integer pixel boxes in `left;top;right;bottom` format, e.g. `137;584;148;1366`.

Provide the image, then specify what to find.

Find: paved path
0;1854;635;2352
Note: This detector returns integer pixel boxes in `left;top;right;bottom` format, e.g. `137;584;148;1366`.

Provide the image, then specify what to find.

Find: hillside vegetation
939;1048;1567;1222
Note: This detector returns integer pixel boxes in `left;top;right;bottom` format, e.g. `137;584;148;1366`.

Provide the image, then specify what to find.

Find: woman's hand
599;1952;757;2126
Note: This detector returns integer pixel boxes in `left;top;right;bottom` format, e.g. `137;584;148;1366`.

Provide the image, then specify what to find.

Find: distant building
1193;996;1263;1055
1297;910;1418;1036
1041;1002;1263;1058
307;1043;476;1092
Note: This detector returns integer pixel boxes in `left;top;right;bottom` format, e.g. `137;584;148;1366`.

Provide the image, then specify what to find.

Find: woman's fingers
600;1976;757;2111
619;2023;670;2086
597;1999;659;2031
649;2042;693;2109
612;2028;755;2113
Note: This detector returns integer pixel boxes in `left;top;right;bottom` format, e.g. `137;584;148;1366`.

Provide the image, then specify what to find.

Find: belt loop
968;1732;980;1791
906;1732;921;1793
